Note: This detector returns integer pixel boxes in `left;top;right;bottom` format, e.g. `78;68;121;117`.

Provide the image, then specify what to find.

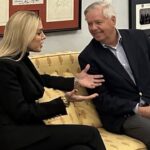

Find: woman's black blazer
0;53;74;150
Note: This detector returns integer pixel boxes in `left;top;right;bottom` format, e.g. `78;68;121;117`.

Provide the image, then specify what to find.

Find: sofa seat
30;52;146;150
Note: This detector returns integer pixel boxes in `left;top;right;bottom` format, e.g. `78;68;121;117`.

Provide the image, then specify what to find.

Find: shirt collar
102;30;122;50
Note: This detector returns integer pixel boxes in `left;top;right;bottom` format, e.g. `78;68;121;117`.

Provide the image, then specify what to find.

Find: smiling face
85;6;116;45
28;20;46;52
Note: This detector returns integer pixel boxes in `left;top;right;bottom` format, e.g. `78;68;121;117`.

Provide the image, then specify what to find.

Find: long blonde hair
0;11;40;60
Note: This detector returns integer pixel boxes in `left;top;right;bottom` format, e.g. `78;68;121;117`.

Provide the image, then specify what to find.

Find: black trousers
123;114;150;150
20;125;106;150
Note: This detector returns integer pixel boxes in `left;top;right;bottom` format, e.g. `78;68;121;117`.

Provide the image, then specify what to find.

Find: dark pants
20;125;106;150
123;114;150;150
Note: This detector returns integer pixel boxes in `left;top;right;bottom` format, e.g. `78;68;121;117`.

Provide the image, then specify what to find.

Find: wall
40;0;129;54
0;0;129;54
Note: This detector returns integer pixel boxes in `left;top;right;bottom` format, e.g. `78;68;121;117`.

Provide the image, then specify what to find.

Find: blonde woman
0;11;105;150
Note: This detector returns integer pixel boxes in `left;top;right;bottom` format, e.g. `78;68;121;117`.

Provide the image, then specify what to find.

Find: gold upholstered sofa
30;51;146;150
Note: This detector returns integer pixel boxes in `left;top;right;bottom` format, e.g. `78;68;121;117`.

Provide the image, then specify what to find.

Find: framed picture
129;0;150;36
0;0;82;36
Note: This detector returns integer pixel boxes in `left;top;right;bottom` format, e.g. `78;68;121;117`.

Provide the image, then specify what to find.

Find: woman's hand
65;89;99;102
75;64;105;89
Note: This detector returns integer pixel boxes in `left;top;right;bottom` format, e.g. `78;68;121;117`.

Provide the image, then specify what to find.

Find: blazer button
139;92;142;96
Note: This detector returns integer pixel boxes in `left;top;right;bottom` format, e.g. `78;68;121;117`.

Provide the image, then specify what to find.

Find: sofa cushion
30;52;81;76
99;128;146;150
73;85;102;128
31;52;102;127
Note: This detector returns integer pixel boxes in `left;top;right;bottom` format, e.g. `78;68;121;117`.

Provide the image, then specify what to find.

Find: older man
79;1;150;149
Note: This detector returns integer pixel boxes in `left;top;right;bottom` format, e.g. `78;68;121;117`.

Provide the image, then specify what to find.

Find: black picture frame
129;0;150;36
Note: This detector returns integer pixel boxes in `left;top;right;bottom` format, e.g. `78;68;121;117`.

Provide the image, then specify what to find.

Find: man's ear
111;16;116;25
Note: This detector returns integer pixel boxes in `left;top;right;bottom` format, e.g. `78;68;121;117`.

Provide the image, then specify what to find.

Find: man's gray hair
84;1;116;18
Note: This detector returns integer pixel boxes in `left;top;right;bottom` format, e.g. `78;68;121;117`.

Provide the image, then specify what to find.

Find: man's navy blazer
79;29;150;133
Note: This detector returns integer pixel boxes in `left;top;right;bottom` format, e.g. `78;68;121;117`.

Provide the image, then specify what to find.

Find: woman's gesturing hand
65;89;99;102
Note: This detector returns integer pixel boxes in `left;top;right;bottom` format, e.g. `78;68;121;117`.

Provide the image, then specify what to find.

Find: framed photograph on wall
0;0;82;36
129;0;150;36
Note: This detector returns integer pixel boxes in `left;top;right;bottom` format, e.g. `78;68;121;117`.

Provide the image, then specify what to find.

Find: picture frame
129;0;150;36
0;0;82;36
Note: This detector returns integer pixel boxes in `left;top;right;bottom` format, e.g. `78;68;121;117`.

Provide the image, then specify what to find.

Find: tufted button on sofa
30;51;147;150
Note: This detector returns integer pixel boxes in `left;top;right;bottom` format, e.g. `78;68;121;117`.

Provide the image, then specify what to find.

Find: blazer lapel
94;41;135;86
93;40;135;85
21;56;44;92
121;32;139;84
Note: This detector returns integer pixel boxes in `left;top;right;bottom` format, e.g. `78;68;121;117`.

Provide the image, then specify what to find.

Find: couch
30;51;146;150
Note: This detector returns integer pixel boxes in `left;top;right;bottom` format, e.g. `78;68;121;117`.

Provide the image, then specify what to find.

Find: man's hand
138;106;150;118
65;89;99;102
75;64;105;89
